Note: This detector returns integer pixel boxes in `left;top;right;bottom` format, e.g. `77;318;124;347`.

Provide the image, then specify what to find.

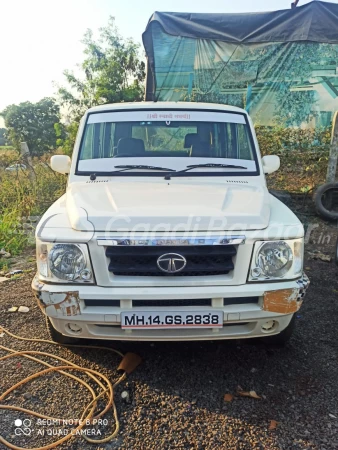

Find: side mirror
51;155;71;174
262;155;280;174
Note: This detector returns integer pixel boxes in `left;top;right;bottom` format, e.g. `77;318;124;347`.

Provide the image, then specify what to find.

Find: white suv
32;102;309;345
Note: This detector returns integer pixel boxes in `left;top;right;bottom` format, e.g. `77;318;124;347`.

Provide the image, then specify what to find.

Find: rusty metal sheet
263;288;299;314
49;292;81;316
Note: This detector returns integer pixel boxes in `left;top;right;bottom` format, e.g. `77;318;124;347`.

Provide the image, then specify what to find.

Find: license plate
121;311;223;329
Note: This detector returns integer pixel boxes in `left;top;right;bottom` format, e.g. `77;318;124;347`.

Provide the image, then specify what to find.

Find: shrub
0;158;67;255
255;126;331;192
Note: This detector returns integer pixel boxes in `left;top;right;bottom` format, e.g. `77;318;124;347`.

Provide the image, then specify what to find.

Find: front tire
46;317;80;345
262;315;296;346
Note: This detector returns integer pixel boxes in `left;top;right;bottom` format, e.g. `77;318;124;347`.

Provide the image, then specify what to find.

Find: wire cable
0;325;138;450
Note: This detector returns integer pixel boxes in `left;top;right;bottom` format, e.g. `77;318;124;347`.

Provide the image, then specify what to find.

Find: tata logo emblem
157;253;187;274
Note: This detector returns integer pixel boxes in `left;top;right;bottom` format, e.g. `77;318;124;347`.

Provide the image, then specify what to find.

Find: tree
0;128;7;146
58;16;146;121
0;98;61;156
55;121;79;157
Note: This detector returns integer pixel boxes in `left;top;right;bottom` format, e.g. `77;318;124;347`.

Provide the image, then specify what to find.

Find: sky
0;0;321;127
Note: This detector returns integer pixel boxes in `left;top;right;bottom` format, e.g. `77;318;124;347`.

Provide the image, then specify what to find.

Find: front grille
106;245;236;277
84;297;258;308
133;299;212;307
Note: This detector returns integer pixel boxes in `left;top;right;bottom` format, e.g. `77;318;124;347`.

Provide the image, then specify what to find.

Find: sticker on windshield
87;110;246;124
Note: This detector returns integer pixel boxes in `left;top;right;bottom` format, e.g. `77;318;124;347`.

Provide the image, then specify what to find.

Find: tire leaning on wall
314;182;338;221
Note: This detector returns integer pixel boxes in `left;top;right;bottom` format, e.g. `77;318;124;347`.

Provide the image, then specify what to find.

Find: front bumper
32;274;309;341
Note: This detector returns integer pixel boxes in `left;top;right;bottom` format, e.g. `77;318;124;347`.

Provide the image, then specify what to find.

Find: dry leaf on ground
269;420;278;430
237;390;261;399
223;394;234;402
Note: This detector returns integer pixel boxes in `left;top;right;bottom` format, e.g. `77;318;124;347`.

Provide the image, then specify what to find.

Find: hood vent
224;180;248;184
84;178;248;184
86;179;109;183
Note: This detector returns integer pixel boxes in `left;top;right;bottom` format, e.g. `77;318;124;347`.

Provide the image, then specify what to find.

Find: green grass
0;147;18;167
0;157;67;255
0;146;15;153
0;259;9;271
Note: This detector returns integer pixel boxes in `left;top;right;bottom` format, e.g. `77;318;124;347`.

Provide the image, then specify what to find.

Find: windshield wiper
164;163;247;180
113;164;175;173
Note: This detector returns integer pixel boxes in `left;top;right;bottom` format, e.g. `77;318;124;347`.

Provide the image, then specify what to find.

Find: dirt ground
0;198;338;450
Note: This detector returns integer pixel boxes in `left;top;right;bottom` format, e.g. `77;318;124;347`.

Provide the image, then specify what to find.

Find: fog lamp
67;323;82;334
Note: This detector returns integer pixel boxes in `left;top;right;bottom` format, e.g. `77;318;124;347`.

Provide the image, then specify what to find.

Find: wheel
262;315;296;346
314;182;338;221
46;317;80;345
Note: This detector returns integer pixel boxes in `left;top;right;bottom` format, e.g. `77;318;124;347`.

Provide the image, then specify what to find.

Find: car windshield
77;110;258;175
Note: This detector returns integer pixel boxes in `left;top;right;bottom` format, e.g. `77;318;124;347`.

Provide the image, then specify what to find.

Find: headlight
49;244;86;281
36;242;94;283
256;241;293;277
249;238;303;281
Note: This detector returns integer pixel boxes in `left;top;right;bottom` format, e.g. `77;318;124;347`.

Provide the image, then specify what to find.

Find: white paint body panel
33;277;299;341
65;179;270;232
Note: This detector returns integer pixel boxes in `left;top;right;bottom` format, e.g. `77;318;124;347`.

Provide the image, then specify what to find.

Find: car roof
86;101;247;115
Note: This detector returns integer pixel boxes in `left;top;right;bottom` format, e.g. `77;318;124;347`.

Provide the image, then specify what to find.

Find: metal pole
326;111;338;183
20;142;35;180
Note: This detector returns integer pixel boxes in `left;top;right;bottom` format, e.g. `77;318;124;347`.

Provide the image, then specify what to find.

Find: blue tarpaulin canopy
143;1;338;128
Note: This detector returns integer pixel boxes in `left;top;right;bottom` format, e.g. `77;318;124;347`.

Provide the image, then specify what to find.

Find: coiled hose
0;325;141;450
